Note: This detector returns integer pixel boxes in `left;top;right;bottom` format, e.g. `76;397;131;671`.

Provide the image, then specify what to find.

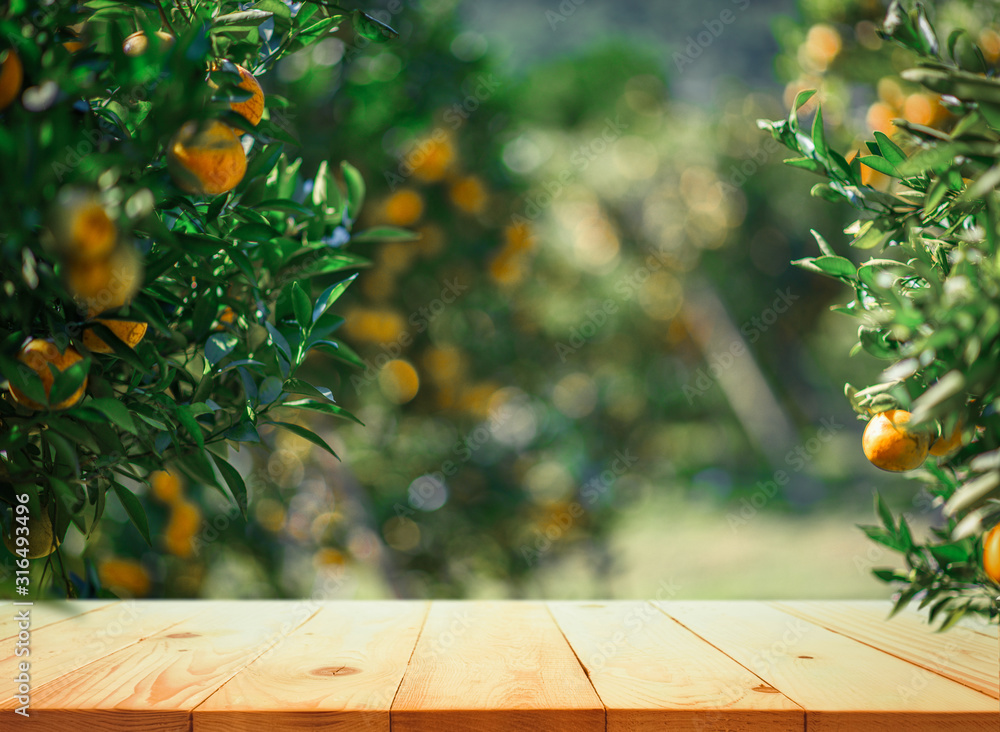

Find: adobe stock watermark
673;0;751;71
726;416;844;532
718;134;781;195
520;448;638;565
555;244;675;361
546;0;587;30
682;287;798;403
349;277;468;393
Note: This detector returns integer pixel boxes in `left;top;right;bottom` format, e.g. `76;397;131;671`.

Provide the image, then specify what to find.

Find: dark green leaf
267;420;339;458
112;482;151;546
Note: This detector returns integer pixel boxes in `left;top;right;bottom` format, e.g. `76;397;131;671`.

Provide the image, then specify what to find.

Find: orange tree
760;0;1000;626
0;1;407;597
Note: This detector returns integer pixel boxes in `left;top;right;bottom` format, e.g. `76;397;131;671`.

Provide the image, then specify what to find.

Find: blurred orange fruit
803;24;842;70
411;135;455;182
65;244;143;315
0;48;23;110
449;175;487;214
51;190;117;263
122;30;175;57
164;500;201;557
985;524;1000;585
150;470;183;503
2;508;59;558
379;359;419;404
167;120;247;196
98;558;151;597
9;338;87;410
929;422;964;456
383;188;424;226
862;409;930;472
866;102;896;135
83;319;147;353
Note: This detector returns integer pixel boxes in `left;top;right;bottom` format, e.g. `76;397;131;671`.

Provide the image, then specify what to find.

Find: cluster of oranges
97;557;151;597
860;409;1000;585
149;469;202;558
121;29;264;196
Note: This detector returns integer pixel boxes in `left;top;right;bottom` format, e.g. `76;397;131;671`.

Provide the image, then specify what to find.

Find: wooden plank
0;600;201;710
772;600;999;699
392;600;605;732
3;600;316;731
658;600;999;732
549;601;804;731
193;601;428;731
841;599;999;640
0;601;120;640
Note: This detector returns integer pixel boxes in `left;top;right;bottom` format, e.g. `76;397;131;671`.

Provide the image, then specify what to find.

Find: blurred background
53;0;1000;601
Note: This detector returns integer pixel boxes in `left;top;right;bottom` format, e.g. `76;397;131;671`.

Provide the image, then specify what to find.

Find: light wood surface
658;600;999;732
0;600;118;640
0;599;995;730
391;600;605;731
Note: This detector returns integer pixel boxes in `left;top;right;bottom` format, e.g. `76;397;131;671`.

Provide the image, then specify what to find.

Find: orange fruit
862;409;930;472
803;24;842;70
0;48;23;111
164;500;201;557
929;422;964;457
9;339;87;410
379;359;419;404
149;470;183;503
98;558;151;597
448;176;487;214
65;244;143;315
866;102;896;135
122;30;175;57
411;135;455;182
210;63;264;126
82;319;147;353
167;120;247;196
984;524;1000;585
51;189;117;263
383;189;424;226
2;508;59;558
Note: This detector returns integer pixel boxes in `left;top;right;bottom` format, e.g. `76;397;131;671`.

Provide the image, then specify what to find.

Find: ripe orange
0;48;23;111
929;422;964;457
122;30;175;57
862;409;930;472
449;176;487;214
210;63;264;125
98;558;151;597
167;120;247;196
150;470;183;503
2;509;60;558
9;339;87;410
164;500;201;557
51;190;117;263
379;359;419;404
82;319;148;353
383;189;424;226
984;524;1000;585
65;244;143;315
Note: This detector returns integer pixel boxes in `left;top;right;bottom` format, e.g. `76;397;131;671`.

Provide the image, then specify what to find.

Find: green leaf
213;9;273;27
873;131;907;167
311;274;357;323
351;226;420;243
211;453;248;517
48;358;90;408
858;155;899;178
112;482;151;546
811;104;828;161
875;492;896;533
811;255;856;279
258;375;284;405
290;281;312;331
281;399;364;425
351;9;399;42
341;161;365;222
267;420;339;458
206;332;239;367
87;398;138;435
283;377;336;404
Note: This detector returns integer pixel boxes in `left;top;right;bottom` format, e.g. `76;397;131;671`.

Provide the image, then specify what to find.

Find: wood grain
0;600;119;640
4;600;314;731
658;600;999;732
1;600;201;713
549;600;804;731
193;600;428;731
391;600;605;732
771;600;999;699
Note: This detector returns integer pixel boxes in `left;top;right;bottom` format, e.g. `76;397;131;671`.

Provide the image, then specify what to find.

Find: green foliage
0;0;398;595
760;0;1000;626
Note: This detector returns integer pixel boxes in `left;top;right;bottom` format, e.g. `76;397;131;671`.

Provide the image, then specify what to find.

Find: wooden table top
1;599;997;730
